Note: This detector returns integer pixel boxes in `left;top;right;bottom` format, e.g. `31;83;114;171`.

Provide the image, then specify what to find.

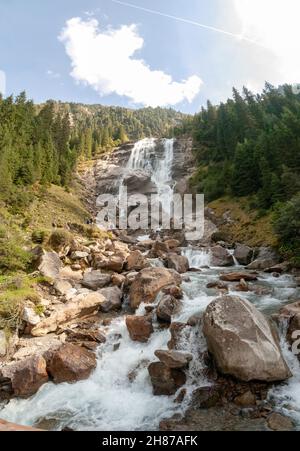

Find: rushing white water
182;247;211;269
119;137;175;217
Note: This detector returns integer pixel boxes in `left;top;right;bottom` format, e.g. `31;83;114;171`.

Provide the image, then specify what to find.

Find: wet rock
82;270;111;291
126;315;154;343
129;267;181;309
168;322;189;350
47;344;96;384
220;272;258;282
246;247;279;271
206;281;228;290
0;419;43;431
1;355;48;397
211;246;234;267
236;279;250;292
38;251;62;279
234;391;257;407
203;295;292;382
126;250;149;271
148;362;186;396
98;286;122;313
156;295;181;323
187;313;202;327
192;386;221;409
267;413;294;431
162;285;183;299
125;271;139;286
31;292;105;337
234;244;254;266
154;350;193;369
166;254;189;274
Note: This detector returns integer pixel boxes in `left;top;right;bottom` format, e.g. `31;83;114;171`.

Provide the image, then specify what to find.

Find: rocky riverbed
0;138;300;431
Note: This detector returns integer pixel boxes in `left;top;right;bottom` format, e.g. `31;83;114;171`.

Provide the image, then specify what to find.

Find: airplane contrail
111;0;264;47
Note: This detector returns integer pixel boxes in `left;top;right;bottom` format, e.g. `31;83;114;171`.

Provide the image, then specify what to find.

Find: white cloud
59;17;203;107
234;0;300;85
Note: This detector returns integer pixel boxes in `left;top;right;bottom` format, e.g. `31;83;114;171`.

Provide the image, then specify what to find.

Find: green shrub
32;229;49;244
48;229;73;251
0;226;31;273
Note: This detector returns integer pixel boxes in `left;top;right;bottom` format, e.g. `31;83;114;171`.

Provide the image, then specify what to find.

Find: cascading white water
182;247;211;269
119;137;175;216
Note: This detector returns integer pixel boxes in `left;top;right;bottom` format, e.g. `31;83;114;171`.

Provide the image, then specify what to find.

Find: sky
0;0;300;113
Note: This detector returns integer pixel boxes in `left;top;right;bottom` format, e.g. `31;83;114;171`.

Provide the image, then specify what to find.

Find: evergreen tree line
0;93;184;201
175;83;300;264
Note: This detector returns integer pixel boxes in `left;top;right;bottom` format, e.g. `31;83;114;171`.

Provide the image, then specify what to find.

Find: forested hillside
0;92;184;202
176;83;300;265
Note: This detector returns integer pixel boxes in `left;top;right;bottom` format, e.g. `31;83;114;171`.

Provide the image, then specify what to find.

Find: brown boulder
156;295;181;323
47;344;96;383
129;267;181;309
154;350;192;369
166;254;189;274
220;272;258;282
1;355;48;398
151;240;169;258
267;413;294;431
203;295;292;382
148;362;186;396
126;250;149;271
126;315;154;343
111;273;126;287
164;239;181;250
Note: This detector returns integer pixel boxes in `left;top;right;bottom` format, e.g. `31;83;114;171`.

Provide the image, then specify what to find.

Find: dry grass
208;197;278;248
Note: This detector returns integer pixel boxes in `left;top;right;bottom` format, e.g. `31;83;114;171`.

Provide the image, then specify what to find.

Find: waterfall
182;247;211;269
119;137;175;216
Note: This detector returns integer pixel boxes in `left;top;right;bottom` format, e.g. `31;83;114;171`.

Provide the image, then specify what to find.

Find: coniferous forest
175;83;300;265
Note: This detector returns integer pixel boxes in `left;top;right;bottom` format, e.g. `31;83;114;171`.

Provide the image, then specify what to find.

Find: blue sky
0;0;299;112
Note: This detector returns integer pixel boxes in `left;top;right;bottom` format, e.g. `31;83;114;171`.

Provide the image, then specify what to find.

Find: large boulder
211;246;234;267
126;250;149;271
234;244;254;266
0;355;48;397
154;350;193;369
148;362;186;396
166;254;189;274
247;247;279;271
203;295;291;382
82;270;111;291
129;267;182;309
278;301;300;348
38;251;62;279
46;344;96;383
156;295;181;323
98;286;122;312
31;292;106;337
150;241;170;258
126;315;154;343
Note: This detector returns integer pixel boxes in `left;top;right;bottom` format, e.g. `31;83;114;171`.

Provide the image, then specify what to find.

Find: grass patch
208;196;278;248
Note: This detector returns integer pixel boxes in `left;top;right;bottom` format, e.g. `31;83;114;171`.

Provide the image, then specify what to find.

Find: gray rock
234;244;254;266
211;246;234;267
82;270;111;291
98;286;122;312
203;295;292;382
38;251;62;279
